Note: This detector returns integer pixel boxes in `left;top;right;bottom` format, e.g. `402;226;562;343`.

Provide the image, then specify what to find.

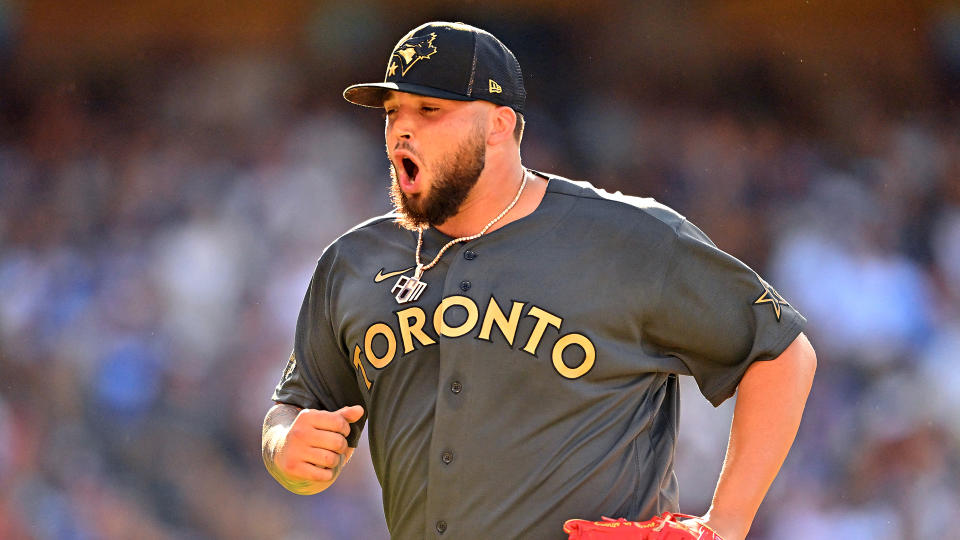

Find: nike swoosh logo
374;267;415;283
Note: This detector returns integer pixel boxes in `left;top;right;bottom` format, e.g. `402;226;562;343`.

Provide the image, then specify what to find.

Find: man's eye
421;107;438;113
383;109;397;118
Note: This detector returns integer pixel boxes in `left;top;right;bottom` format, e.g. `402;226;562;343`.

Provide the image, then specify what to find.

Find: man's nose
388;110;414;140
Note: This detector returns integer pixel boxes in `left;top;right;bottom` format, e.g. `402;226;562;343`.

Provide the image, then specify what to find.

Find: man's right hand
262;403;364;494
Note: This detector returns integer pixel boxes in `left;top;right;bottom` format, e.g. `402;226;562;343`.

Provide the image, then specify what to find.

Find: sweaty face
389;119;487;230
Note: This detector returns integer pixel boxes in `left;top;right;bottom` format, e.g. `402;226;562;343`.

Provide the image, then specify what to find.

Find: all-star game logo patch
387;32;438;78
753;280;790;322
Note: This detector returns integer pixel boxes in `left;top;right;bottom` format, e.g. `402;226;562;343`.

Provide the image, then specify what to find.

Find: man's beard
389;125;486;230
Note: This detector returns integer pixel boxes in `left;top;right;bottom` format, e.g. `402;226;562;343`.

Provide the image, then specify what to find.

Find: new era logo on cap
344;21;526;114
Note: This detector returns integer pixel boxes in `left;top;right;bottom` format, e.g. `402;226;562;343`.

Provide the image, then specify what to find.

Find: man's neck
434;163;544;239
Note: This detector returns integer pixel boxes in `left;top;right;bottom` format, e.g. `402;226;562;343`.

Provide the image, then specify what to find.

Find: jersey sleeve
271;256;367;447
642;218;805;406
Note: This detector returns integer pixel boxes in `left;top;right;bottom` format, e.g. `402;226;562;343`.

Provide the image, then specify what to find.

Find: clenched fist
262;404;365;494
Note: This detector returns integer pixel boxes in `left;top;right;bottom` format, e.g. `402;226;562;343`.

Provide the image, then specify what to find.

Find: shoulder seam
350;213;400;232
546;181;686;231
328;212;403;246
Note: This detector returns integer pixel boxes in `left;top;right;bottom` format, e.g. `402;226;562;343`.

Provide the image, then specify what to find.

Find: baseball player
261;21;816;540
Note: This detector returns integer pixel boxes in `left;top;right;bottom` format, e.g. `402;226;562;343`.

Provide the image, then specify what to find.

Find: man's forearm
705;333;817;539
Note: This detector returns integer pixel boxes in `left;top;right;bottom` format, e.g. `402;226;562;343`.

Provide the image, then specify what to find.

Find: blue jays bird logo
387;32;438;77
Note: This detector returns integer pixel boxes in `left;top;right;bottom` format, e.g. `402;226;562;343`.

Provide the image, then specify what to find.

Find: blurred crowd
1;3;959;539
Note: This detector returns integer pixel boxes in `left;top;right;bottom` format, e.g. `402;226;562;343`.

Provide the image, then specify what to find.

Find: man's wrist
701;508;751;540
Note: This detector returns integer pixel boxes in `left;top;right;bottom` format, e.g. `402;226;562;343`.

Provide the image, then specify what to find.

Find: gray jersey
272;172;805;540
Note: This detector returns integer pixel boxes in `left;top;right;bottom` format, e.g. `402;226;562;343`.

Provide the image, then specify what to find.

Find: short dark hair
513;112;525;144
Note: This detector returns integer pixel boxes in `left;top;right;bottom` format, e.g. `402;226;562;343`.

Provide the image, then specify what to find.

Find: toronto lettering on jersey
350;295;596;388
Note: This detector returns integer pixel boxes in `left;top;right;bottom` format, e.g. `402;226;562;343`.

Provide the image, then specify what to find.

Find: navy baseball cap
343;21;526;114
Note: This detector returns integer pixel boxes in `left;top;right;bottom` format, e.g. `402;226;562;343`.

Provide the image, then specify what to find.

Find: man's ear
487;105;517;146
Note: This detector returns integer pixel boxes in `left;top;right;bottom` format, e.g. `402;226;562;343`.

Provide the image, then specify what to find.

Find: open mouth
402;157;419;181
395;153;421;192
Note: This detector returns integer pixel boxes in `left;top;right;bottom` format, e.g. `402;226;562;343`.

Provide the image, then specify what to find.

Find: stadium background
1;1;958;538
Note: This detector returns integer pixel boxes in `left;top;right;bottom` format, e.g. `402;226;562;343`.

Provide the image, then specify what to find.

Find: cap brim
343;82;476;108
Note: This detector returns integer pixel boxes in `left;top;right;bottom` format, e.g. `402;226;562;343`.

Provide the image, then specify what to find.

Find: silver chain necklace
392;169;528;304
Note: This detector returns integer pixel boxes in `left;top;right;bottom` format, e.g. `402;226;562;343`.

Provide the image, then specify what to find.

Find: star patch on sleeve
753;281;789;322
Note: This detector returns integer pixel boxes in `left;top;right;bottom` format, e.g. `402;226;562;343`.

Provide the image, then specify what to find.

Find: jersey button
464;250;476;260
441;451;454;464
459;280;471;291
450;381;463;394
436;520;447;534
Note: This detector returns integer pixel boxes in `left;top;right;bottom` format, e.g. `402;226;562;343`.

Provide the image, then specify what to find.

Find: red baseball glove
563;512;724;540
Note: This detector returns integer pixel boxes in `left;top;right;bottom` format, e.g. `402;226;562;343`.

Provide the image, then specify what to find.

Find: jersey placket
422;241;479;538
